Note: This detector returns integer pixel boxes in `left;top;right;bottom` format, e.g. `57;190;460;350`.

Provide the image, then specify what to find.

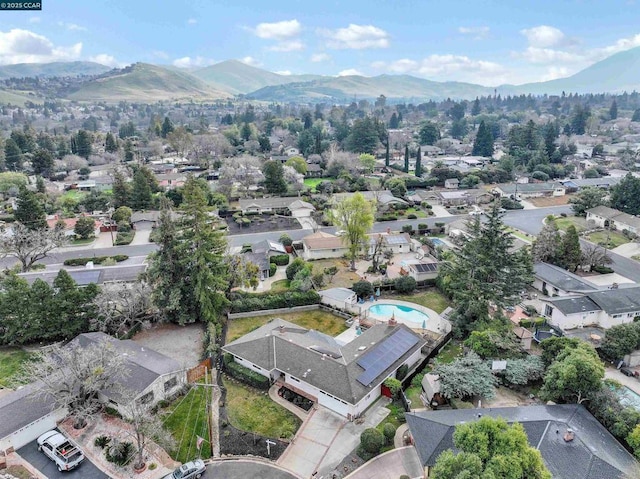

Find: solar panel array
356;329;419;386
385;235;409;245
413;263;438;273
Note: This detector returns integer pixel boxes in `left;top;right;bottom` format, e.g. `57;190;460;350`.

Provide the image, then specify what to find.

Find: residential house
318;287;357;310
223;319;426;418
493;182;565;199
239;196;303;214
0;332;185;453
131;210;182;230
18;264;148;285
444;178;459;189
46;215;101;237
156;172;187;190
513;327;533;350
403;261;439;282
586;206;640;235
420;145;444;157
407;405;639;479
437;190;493;207
244;240;287;279
288;199;316;218
368;232;414;255
332;190;407;209
533;262;599;297
560;177;621;190
302;231;348;260
284;147;300;156
542;286;640;330
305;163;323;177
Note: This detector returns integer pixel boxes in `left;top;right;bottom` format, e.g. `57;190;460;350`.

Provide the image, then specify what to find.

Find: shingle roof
497;182;564;194
545;295;602;315
586;206;623;219
18;265;147;285
588;287;640;315
319;287;356;302
239;197;298;210
406;405;640;479
303;232;345;250
223;319;425;405
534;262;598;293
0;381;57;441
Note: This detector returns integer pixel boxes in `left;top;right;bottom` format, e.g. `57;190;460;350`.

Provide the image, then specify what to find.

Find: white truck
36;430;85;472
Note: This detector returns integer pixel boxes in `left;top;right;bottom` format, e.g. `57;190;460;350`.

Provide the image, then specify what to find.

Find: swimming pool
368;303;429;324
616;386;640;411
428;238;446;247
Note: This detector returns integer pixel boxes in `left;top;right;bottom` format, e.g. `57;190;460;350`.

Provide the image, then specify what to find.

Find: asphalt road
205;460;301;479
18;436;109;479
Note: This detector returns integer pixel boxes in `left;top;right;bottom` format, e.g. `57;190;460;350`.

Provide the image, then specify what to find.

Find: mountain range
1;47;639;104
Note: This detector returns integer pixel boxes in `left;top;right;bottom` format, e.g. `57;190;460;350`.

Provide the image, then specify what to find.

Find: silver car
163;459;206;479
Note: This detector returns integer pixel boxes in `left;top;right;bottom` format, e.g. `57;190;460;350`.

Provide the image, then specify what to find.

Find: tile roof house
407;405;640;479
223;319;426;418
301;231;348;260
543;286;640;330
0;332;186;453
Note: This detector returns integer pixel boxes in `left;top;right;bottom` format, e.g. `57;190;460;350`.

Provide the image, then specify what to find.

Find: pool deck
605;367;640;396
359;299;451;335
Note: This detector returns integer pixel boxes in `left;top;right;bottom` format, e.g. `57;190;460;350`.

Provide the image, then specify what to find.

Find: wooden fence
187;357;213;383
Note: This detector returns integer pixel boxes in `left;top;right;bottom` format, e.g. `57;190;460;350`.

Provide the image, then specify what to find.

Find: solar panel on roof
356;329;419;386
385;235;408;245
414;263;438;273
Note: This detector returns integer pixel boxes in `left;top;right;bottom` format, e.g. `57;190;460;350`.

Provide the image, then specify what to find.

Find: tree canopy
610;173;640;216
329;192;375;269
434;352;497;400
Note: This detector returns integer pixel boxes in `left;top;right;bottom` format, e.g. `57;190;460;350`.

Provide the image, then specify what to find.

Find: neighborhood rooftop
534;262;599;293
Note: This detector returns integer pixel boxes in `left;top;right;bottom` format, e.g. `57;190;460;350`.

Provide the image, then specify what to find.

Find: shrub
105;440;134;466
94;435;111;449
63;255;129;266
384;378;403;398
286;257;307;280
115;230;135;245
376;214;398;222
407;214;417;219
396;364;409;381
269;263;277;277
402;225;413;234
352;280;374;299
382;423;396;444
394;276;417;294
360;428;385;454
417;223;428;232
279;234;293;247
593;265;614;274
270;254;290;266
225;359;270;390
228;290;320;313
148;463;157;471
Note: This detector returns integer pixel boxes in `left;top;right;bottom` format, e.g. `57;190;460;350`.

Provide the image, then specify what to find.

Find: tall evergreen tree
404;145;409;173
532;218;561;264
130;168;153;210
262;160;287;194
385;139;390;167
560;225;582;272
15;185;46;230
112;169;131;208
471;97;481;116
74;130;92;159
105;132;118;153
4;138;23;171
415;147;423;177
389;112;399;129
31;148;54;177
609;99;618;120
418;121;441;145
472;120;494;157
161;117;174;138
610;173;640;216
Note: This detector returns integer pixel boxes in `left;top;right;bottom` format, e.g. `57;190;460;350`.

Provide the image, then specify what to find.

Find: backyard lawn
161;384;211;463
270;279;291;293
60;189;87;201
553;215;588;232
388;288;451;314
587;230;630;249
223;377;300;439
308;258;361;289
226;310;348;343
0;348;33;387
304;177;335;192
434;340;463;364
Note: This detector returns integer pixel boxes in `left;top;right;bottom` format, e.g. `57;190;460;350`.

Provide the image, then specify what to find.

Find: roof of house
0;381;58;441
369;232;412;246
611;211;640;230
288;200;315;211
252;240;287;255
332;191;407;206
18;265;147;286
408;263;438;273
534;263;599;293
223;319;425;405
319;287;356;302
444;178;459;184
131;210;182;223
303;231;345;250
244;252;269;272
306;164;322;172
239;197;298;210
406;404;640;479
513;326;533;339
545;295;602;315
586;206;623;219
588;287;640;315
571;177;621;188
497;182;564;194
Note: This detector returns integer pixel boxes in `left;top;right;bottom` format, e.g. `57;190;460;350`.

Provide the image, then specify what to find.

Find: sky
1;0;640;86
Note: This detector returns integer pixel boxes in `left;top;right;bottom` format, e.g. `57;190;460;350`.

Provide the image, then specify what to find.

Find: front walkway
343;447;423;479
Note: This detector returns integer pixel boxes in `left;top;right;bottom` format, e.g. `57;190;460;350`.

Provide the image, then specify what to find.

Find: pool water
428;238;446;247
368;303;429;324
616;386;640;411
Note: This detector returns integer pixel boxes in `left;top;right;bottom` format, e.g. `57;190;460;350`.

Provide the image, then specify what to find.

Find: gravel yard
132;322;205;368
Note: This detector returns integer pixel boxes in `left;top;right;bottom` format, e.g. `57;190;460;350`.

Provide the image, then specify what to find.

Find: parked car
36;430;84;472
621;367;635;377
163;459;206;479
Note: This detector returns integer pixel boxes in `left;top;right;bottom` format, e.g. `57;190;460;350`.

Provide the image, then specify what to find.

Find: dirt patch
132;323;205;369
528;195;571;207
225;214;301;236
483;386;538;408
307;258;361;289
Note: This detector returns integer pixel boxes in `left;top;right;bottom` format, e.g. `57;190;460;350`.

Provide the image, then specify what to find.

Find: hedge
63;255;129;266
224;358;270;390
377;214;398;222
269;263;277;277
114;231;135;245
269;254;290;266
228;290;320;313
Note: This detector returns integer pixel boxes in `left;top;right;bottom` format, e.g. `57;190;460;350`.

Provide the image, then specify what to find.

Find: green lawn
0;348;33;387
390;288;451;314
434;340;463;364
60;190;87;201
401;207;428;218
304;177;335;192
506;227;532;243
587;230;630;249
270;279;291;293
226;310;348;343
554;216;588;232
71;237;95;245
162;385;211;463
223;377;300;439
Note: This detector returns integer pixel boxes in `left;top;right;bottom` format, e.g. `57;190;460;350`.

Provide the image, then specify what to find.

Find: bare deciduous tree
18;338;129;428
91;281;155;335
581;242;613;272
0;224;67;272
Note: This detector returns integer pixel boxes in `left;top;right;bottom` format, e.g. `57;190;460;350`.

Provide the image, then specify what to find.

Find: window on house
290;376;299;382
138;391;154;405
544;305;553;317
164;377;177;392
613;314;622;319
252;364;261;370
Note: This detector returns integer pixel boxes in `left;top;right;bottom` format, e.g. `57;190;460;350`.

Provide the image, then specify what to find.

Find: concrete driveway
344;447;423;479
18;438;109;479
611;242;640;259
130;229;152;245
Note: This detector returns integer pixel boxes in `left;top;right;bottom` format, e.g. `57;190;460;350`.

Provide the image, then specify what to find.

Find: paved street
206;459;301;479
18;438;109;479
343;447;423;479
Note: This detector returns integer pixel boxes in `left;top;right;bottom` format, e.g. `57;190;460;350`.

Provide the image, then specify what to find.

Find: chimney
563;428;575;442
279;325;285;334
386;227;391;234
389;313;397;326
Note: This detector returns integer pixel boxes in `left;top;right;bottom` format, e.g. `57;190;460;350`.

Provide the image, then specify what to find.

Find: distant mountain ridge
0;61;111;80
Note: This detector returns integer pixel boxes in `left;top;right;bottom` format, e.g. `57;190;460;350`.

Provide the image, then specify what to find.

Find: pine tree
262;160;287;194
15;185;47;230
161;117;174;138
31;148;54;177
105;132;118;153
415;147;422;177
560;225;582;272
130;168;153;210
112;169;131;208
609;100;618;120
74;130;92;159
404;145;409;173
471;97;481;116
4;138;23;171
532;218;561;264
472;120;494;157
385;139;390;167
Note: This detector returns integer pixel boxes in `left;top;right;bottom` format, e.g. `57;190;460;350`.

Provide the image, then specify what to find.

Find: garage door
7;414;57;450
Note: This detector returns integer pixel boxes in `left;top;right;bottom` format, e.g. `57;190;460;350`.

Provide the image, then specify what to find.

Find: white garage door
7;414;57;450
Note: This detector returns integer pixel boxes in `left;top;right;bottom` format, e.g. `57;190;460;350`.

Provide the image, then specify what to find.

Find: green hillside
192;60;323;94
68;63;228;102
0;89;41;106
0;61;110;80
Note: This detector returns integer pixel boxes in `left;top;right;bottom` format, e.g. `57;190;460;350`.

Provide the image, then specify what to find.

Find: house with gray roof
0;332;186;453
318;288;357;309
407;404;640;479
543;286;640;330
238;196;314;215
586;206;640;234
533;262;599;297
222;319;425;418
494;182;565;199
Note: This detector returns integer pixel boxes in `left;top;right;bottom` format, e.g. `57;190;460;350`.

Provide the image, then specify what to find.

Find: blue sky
1;0;640;85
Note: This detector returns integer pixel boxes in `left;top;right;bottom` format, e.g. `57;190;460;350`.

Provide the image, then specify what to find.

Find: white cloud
458;26;490;40
0;29;82;65
240;56;261;67
275;70;292;75
253;19;301;40
172;56;215;68
540;66;571;81
28;17;40;24
89;54;122;67
520;25;565;48
58;22;87;32
518;46;585;64
187;18;197;25
151;50;169;60
311;53;330;62
268;40;305;52
321;24;390;50
594;33;640;59
337;68;363;76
